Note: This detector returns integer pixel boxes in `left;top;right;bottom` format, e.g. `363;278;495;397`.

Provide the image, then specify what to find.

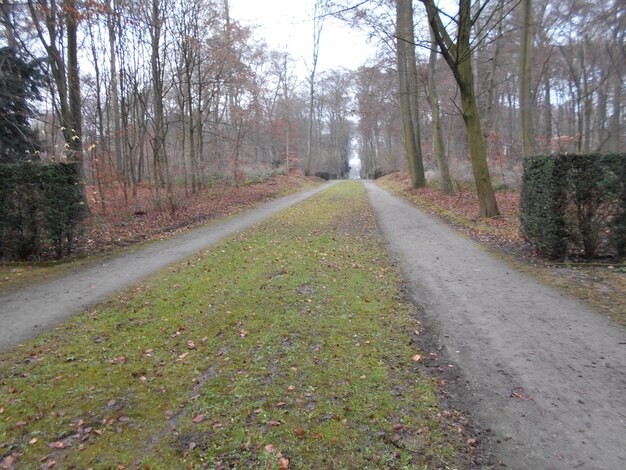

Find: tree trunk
609;67;623;152
519;0;534;157
423;0;499;217
304;1;326;176
106;0;124;177
428;26;453;193
65;1;82;159
396;0;425;188
150;0;168;189
543;70;553;147
483;0;504;132
458;57;499;217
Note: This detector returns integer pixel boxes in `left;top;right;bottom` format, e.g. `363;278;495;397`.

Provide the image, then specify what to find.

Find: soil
364;181;626;470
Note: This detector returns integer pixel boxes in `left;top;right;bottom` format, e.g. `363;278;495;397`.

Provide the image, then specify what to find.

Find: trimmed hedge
520;153;625;260
0;162;86;260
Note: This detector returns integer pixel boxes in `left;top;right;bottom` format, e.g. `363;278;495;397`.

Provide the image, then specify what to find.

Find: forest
0;0;624;217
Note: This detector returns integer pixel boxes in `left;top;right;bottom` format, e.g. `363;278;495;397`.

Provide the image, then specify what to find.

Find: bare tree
304;0;327;176
427;25;453;193
27;0;83;161
396;0;425;188
519;0;534;156
422;0;499;217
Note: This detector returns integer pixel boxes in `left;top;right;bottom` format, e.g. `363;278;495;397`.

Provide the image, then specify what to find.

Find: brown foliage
77;175;315;257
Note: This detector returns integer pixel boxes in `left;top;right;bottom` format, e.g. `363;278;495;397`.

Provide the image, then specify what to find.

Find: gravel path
0;183;332;352
364;181;626;470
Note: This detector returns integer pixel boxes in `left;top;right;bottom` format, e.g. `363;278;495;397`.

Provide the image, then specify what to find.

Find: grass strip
0;182;466;469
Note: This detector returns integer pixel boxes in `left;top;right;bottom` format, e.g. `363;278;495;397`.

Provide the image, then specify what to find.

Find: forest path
0;182;333;352
364;181;626;470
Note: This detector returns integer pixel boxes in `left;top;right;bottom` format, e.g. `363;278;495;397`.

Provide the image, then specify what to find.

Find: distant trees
0;0;622;218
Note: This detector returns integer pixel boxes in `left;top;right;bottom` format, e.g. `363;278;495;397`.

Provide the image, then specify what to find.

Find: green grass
0;182;465;469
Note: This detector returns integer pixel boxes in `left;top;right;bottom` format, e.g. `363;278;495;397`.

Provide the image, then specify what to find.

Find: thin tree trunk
423;0;499;217
543;70;553;147
106;0;124;177
519;0;534;156
428;26;453;193
484;0;504;132
396;0;424;188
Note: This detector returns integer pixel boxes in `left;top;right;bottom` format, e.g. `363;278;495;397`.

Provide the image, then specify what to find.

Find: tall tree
396;0;425;188
519;0;534;156
422;0;499;217
304;0;327;176
427;26;453;193
27;0;83;161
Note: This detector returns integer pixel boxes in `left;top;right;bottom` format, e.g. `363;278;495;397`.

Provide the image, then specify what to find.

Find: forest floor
377;171;626;327
0;183;481;469
0;174;321;293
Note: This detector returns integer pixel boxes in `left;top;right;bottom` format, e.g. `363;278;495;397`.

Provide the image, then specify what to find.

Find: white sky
229;0;375;75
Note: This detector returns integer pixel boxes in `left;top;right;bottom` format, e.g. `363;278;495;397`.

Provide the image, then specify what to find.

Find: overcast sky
229;0;376;76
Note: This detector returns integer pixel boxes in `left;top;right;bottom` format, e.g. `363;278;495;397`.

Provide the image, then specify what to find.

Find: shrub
520;153;625;260
0;162;86;260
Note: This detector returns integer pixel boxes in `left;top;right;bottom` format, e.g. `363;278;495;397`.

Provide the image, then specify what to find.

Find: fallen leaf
264;444;276;453
467;438;477;445
411;354;422;362
29;438;38;445
269;420;281;426
239;329;248;338
15;421;28;427
191;414;205;424
48;441;67;449
178;352;189;361
276;402;286;408
0;406;4;414
109;356;126;365
293;428;306;438
287;385;296;392
187;341;196;350
44;459;56;469
279;457;290;469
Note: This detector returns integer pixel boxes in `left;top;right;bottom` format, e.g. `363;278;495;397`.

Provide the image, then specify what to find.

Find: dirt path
364;181;626;470
0;183;332;352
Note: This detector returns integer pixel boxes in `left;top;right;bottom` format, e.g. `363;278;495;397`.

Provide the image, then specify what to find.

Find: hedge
0;161;86;260
520;153;625;260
